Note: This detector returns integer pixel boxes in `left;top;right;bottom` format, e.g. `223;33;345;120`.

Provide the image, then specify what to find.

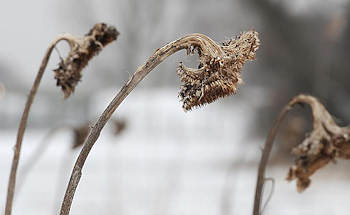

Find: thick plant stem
253;104;292;215
5;36;73;215
59;31;260;215
59;33;224;215
59;36;187;215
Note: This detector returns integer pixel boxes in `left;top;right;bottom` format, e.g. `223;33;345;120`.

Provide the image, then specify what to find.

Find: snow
1;89;350;215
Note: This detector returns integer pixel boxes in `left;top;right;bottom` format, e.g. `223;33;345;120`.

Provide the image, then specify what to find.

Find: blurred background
1;0;350;214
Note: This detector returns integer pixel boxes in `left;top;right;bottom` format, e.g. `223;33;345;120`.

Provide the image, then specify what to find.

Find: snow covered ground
1;89;350;215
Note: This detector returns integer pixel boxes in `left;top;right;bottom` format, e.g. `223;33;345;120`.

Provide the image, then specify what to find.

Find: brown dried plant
5;23;118;215
286;95;350;192
71;119;126;149
71;124;90;149
59;31;260;215
112;118;127;135
253;94;350;215
178;32;260;110
54;23;118;98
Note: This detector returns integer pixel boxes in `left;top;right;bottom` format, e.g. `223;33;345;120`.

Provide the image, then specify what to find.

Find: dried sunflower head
285;95;350;192
54;23;119;98
177;30;260;111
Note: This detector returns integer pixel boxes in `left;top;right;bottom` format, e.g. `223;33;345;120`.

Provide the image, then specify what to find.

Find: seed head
177;30;260;111
54;23;119;98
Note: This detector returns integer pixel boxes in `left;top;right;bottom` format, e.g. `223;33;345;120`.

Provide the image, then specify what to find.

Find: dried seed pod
177;31;260;111
72;124;90;149
112;118;126;135
54;23;119;98
285;95;350;192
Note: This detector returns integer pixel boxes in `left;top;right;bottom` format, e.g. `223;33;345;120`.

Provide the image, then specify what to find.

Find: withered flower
286;95;350;192
59;31;260;215
54;23;119;98
177;31;260;110
6;23;118;215
72;124;90;149
112;118;126;135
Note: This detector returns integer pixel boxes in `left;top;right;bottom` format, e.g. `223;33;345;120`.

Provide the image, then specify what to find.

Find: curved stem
59;34;213;215
253;104;292;215
4;36;72;215
252;94;337;214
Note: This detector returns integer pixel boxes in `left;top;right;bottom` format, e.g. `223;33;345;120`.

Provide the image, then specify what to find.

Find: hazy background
1;0;350;214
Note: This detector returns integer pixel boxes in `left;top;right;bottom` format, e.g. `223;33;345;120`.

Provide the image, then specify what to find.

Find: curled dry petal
54;23;119;98
285;94;350;192
177;30;260;111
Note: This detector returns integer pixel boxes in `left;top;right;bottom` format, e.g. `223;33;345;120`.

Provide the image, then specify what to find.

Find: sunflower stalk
4;23;118;215
253;94;350;215
59;30;260;215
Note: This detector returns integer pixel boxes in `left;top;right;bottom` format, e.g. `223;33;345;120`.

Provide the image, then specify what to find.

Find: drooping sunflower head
177;30;260;111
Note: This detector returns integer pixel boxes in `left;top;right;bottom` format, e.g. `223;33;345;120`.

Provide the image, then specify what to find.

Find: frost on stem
177;30;260;111
286;95;350;192
54;23;119;98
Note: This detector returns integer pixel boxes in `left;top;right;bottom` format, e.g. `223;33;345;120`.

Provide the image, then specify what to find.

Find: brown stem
285;95;350;192
253;103;292;215
59;34;219;215
4;36;73;215
59;30;261;215
252;94;335;214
